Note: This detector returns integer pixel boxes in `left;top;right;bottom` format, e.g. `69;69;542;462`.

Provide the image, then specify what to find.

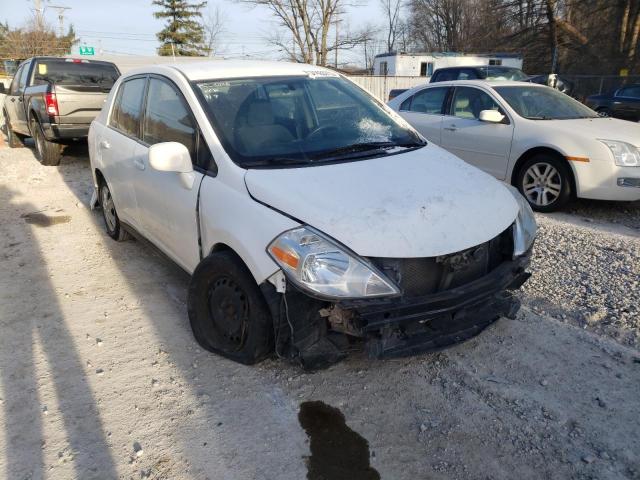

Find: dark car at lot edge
1;56;120;165
585;84;640;122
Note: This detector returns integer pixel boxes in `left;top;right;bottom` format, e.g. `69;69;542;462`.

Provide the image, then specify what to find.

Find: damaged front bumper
262;252;531;368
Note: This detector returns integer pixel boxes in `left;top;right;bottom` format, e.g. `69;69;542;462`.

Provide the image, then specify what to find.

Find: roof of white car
124;60;337;81
434;79;538;88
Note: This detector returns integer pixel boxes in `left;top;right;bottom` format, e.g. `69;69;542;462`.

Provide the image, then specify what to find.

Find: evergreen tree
153;0;208;56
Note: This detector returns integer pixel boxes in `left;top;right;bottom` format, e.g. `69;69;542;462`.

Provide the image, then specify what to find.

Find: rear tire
30;117;62;166
98;180;130;241
188;251;274;365
516;154;572;212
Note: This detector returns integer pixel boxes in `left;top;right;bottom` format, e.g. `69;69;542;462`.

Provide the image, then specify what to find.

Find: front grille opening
370;225;513;298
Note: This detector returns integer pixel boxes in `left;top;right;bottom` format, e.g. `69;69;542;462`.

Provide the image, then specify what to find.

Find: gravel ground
520;214;640;348
0;145;639;479
564;198;640;231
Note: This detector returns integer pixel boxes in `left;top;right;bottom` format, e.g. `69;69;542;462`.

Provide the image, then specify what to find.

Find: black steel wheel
188;251;273;364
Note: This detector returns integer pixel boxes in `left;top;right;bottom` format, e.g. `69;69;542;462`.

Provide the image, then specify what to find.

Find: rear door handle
444;125;457;131
99;140;110;150
133;158;145;171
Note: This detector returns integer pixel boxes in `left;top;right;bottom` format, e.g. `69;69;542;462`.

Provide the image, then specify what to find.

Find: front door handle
444;125;457;131
133;158;145;171
99;140;110;150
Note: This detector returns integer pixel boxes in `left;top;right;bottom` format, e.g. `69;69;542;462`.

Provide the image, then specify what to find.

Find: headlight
599;139;640;167
505;185;537;257
267;226;400;299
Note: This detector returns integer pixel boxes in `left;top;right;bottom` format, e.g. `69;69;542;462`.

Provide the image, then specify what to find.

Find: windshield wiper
242;156;312;168
312;141;424;161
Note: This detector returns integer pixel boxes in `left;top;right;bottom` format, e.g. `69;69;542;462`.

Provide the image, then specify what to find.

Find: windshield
31;59;120;91
494;85;598;120
481;67;529;81
194;75;424;167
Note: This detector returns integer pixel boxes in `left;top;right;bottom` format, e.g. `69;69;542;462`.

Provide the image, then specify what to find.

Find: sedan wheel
188;251;274;365
101;185;118;233
99;181;130;241
516;154;572;212
522;162;562;208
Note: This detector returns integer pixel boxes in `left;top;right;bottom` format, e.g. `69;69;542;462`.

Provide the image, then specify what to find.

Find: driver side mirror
479;110;505;123
148;142;195;189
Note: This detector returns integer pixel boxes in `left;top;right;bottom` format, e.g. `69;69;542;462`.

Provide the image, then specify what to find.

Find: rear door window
110;77;146;138
406;87;449;114
31;59;119;91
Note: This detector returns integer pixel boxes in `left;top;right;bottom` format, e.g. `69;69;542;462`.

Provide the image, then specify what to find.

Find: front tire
30;118;62;166
516;154;572;212
596;107;611;117
4;113;25;148
188;251;274;365
99;180;130;241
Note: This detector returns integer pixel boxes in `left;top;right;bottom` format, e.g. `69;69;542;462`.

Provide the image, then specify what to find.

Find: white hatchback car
88;61;535;368
388;80;640;212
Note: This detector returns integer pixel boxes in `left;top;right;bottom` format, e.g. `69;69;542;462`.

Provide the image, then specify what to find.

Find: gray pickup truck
1;57;120;165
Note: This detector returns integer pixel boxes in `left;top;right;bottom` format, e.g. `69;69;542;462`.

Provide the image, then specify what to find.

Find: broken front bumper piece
262;252;531;367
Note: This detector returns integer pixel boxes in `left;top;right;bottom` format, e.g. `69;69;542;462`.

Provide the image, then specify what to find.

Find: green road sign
79;46;95;56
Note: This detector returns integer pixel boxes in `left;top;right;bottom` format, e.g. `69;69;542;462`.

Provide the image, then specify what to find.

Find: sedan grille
369;226;513;298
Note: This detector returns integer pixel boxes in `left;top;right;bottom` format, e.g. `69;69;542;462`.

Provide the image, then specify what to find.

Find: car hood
244;144;519;258
540;118;640;144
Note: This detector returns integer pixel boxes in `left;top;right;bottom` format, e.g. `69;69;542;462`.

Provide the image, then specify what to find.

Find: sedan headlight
267;226;400;299
599;139;640;167
505;185;537;257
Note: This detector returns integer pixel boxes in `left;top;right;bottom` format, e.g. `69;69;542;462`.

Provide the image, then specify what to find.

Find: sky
0;0;383;66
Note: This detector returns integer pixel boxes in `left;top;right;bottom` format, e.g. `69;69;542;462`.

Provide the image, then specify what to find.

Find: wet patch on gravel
299;401;380;480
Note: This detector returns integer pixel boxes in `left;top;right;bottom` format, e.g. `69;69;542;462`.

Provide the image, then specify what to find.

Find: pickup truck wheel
30;118;62;166
4;115;25;148
99;181;130;241
516;154;572;212
188;251;274;365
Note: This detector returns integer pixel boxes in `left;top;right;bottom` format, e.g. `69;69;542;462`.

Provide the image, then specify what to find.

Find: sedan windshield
494;86;598;120
194;75;424;167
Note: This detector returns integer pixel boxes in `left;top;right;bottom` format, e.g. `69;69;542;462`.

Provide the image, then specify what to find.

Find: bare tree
202;3;226;56
380;0;402;52
240;0;368;65
0;17;77;59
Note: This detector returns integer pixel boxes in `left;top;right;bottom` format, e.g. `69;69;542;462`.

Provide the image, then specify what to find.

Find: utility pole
32;0;44;30
334;13;340;68
49;5;71;37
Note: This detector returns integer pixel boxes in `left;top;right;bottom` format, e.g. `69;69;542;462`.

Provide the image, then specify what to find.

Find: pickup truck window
143;78;196;160
9;64;24;95
110;77;146;138
31;59;119;91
